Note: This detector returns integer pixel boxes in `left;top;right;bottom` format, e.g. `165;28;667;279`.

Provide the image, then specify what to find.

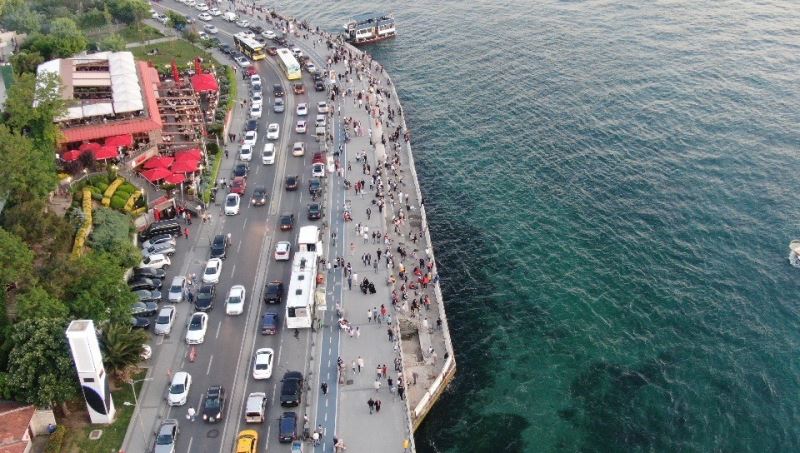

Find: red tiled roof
0;403;34;453
60;62;163;144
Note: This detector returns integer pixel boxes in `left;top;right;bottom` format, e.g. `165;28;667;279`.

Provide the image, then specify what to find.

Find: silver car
154;305;176;335
167;276;186;303
274;97;285;113
154;419;179;453
142;242;176;258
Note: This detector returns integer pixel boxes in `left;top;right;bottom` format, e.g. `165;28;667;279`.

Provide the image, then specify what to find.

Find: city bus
276;48;301;80
297;225;323;257
233;33;266;61
285;252;317;328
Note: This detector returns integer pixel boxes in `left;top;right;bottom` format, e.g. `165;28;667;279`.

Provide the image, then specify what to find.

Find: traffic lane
170;198;271;452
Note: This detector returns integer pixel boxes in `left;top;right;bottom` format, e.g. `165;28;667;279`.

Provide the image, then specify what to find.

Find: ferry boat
343;13;396;45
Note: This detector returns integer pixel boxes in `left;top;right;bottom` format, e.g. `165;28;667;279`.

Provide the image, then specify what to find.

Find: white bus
298;225;323;257
285;251;317;328
276;48;301;80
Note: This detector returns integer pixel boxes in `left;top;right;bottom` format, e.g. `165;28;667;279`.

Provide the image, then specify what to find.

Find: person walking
367;309;372;323
184;227;190;239
367;398;375;414
187;407;196;422
398;383;405;400
387;327;394;342
373;380;381;392
375;399;382;413
357;356;364;373
382;364;388;378
321;382;328;395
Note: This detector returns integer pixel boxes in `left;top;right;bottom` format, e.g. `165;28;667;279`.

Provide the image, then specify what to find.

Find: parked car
266;123;280;140
225;285;246;315
131;316;151;329
154;419;179;453
244;392;267;423
245;119;258;132
202;258;223;284
311;162;326;178
133;266;166;281
243;130;257;146
129;277;162;292
233;162;249;178
133;291;161;305
131;301;159;317
225;193;241;215
139;254;171;270
261;143;275;165
168;371;192;406
185;312;208;344
154;305;176;335
263;281;284;304
202;385;225;423
141;234;176;250
234;55;251;67
141;242;176;258
210;234;229;260
252;348;274;380
317;101;329;113
195;285;216;312
280;371;303;407
278;411;297;443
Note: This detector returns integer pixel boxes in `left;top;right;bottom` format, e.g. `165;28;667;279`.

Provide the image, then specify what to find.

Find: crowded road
126;3;336;452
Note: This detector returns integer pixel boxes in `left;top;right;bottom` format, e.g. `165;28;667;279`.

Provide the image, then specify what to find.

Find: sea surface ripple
269;0;800;451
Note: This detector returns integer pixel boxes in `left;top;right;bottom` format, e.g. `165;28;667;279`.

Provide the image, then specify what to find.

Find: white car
168;371;192;406
167;276;186;303
154;305;176;335
292;47;303;59
252;348;274;380
241;30;255;39
234;55;251;67
243;130;257;146
198;12;212;21
225;285;246;315
185;312;208;344
311;162;325;178
262;30;276;39
185;0;196;6
251;75;261;85
274;241;291;261
209;7;222;16
224;193;241;215
291;142;305;157
306;63;317;74
266;123;280;140
317;101;329;114
198;31;209;41
236;19;250;28
156;14;169;25
296;103;308;116
139;254;171;270
203;258;223;284
295;120;307;134
252;91;263;105
261;143;275;165
249;103;262;119
195;3;209;11
204;24;218;34
240;143;253;161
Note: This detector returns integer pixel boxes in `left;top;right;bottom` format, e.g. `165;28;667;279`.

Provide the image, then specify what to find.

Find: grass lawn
131;40;214;71
62;370;147;453
119;23;164;43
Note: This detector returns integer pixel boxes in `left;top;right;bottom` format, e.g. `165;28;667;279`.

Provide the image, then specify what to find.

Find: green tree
108;0;149;25
0;0;42;34
0;126;57;205
98;34;126;51
9;50;43;75
89;207;137;266
65;252;136;323
15;285;68;320
0;227;34;290
47;17;87;57
0;317;78;408
3;71;64;152
99;323;147;380
2;199;73;259
167;10;187;29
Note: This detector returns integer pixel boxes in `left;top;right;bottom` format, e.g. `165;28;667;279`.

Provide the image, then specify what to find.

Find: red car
312;152;325;165
246;66;257;76
229;177;247;195
293;83;305;95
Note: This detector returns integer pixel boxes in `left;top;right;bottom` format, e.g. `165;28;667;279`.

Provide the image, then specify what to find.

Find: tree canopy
0;227;34;290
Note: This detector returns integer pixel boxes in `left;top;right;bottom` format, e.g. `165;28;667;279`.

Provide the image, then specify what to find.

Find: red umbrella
93;145;118;160
105;134;133;148
171;159;200;173
164;173;186;185
141;167;171;182
79;142;101;152
143;156;175;169
174;148;202;161
61;150;83;162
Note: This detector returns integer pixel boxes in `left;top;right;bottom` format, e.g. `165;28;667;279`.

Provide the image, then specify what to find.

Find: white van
223;11;238;22
262;143;275;165
245;392;267;423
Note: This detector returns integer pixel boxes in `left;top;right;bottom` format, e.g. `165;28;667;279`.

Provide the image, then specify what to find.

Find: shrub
124;190;142;212
110;196;127;211
90;192;103;201
44;425;67;453
96;182;109;192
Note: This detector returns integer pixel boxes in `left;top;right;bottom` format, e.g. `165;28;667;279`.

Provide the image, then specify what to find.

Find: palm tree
100;322;148;381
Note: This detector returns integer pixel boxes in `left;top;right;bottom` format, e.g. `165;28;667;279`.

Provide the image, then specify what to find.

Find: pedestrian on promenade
374;260;379;273
367;398;375;414
356;326;361;339
375;399;382;413
382;364;388;378
184;227;189;239
374;380;381;392
187;407;196;421
387;314;392;325
321;382;328;395
351;360;357;374
347;275;352;290
367;309;372;323
388;328;394;342
225;149;229;158
372;307;379;320
398;384;405;400
357;356;364;372
376;365;382;380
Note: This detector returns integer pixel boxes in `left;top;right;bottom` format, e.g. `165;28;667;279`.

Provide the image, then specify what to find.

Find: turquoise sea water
270;1;800;451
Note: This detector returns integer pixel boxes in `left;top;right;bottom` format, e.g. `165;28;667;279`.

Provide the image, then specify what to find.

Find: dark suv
280;371;303;407
246;119;258;132
261;312;279;335
264;281;284;304
273;84;284;97
195;285;216;312
278;411;297;443
210;234;229;260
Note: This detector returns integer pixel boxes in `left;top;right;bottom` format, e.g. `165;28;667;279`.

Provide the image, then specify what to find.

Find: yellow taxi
235;429;258;453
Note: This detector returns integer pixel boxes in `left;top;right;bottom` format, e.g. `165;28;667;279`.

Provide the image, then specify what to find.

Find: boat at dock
343;13;396;45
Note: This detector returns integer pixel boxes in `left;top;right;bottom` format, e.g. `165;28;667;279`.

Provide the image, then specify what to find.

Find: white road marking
187;436;193;452
243;217;248;230
215;320;222;339
206;355;214;375
230;264;236;277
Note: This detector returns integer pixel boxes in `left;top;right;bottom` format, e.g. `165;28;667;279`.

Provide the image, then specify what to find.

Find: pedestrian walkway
125;35;178;48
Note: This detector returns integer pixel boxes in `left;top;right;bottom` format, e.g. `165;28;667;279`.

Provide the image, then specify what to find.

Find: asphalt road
124;3;336;452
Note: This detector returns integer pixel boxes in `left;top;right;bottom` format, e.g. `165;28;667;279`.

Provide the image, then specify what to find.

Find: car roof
283;371;303;380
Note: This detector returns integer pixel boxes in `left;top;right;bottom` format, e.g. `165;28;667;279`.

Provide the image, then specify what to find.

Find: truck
223;11;238;22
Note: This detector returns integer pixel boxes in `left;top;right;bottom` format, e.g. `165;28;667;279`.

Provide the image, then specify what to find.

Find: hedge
124;190;142;212
102;177;125;207
72;188;93;258
44;425;67;453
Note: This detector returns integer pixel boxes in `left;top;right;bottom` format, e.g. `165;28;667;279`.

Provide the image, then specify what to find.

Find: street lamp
126;377;154;446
